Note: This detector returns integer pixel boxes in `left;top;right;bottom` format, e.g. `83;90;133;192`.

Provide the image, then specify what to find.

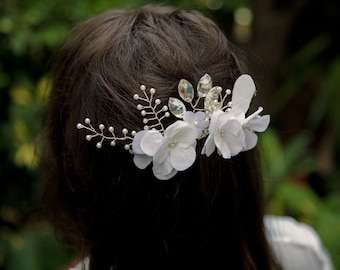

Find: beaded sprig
76;118;135;149
76;84;171;149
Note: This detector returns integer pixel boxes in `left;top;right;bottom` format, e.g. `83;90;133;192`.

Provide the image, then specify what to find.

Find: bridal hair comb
77;74;270;180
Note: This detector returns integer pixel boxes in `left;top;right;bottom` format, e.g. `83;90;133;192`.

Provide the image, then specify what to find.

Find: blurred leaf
271;35;331;115
4;226;74;270
259;128;286;181
309;57;340;133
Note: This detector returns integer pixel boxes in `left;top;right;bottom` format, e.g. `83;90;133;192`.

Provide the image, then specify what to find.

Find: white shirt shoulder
69;216;335;270
265;215;335;270
68;257;89;270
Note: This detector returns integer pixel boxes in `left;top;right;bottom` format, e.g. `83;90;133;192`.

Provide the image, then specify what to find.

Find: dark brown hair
40;5;281;270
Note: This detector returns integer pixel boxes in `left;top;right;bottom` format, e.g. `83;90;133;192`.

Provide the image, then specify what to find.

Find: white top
70;216;335;270
265;215;334;270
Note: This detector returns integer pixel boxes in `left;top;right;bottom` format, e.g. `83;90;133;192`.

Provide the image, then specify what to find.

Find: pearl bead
99;124;105;130
108;126;114;132
122;128;128;135
133;94;139;100
150;88;155;94
96;142;102;148
140;85;146;91
85;118;91;124
110;141;116;146
168;139;178;148
76;123;82;129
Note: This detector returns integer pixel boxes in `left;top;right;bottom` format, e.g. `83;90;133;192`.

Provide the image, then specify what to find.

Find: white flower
201;110;246;158
243;109;270;151
183;111;209;138
132;130;160;169
132;121;198;180
201;74;270;158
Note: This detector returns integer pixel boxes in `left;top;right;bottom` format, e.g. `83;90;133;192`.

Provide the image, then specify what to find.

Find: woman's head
41;4;278;270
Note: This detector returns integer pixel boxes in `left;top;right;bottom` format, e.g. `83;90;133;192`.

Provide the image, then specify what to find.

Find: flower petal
243;129;258;151
217;119;245;157
201;135;215;157
153;159;177;180
132;130;149;154
215;135;231;159
248;115;270;132
208;110;223;133
174;126;197;145
140;130;163;156
183;111;194;123
154;167;177;180
170;146;196;171
153;142;170;164
163;121;197;145
133;154;152;169
232;74;256;113
195;111;209;129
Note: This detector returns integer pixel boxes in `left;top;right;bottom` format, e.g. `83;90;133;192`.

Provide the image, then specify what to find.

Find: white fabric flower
132;121;198;180
202;74;270;158
132;130;161;169
183;111;209;138
243;110;270;151
153;121;197;180
201;110;246;158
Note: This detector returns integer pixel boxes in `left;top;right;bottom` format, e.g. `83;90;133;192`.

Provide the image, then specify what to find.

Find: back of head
41;4;279;270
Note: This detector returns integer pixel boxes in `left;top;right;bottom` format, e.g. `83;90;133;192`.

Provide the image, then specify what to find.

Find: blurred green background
1;0;339;269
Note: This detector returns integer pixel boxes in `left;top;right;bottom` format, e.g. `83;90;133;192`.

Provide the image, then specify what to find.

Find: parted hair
40;4;281;270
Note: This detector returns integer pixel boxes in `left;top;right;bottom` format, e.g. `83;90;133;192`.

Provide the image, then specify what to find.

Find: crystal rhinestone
168;97;186;118
197;74;212;97
178;79;194;102
204;86;222;118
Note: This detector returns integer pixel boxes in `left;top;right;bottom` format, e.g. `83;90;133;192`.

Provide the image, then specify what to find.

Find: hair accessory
77;74;270;180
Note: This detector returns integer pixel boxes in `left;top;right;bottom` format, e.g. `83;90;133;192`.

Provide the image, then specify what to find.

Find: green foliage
259;128;340;268
0;224;74;270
